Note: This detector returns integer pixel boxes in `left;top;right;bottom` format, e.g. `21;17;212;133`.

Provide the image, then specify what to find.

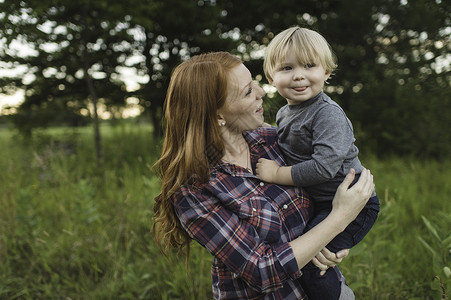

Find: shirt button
252;208;257;212
259;182;265;187
283;204;288;210
233;273;238;278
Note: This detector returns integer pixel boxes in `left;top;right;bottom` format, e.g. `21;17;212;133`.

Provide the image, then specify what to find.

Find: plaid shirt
173;127;315;299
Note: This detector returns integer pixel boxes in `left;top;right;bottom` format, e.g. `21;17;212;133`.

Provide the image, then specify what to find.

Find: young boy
256;26;380;300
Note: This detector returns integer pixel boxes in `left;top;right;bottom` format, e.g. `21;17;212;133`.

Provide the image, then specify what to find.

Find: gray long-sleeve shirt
276;92;364;202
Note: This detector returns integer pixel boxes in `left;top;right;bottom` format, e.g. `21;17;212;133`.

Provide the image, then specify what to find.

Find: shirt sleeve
173;188;302;293
291;104;355;187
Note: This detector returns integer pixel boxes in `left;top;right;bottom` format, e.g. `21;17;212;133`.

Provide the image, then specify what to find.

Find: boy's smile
271;51;330;105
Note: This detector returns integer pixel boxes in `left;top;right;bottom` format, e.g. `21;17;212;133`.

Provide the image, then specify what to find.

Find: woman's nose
257;85;266;99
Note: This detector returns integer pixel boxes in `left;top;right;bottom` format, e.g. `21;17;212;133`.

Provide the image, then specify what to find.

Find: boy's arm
256;158;295;186
290;105;355;187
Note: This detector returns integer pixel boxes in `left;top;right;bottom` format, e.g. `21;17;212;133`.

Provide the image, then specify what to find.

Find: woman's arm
173;185;302;293
289;168;374;270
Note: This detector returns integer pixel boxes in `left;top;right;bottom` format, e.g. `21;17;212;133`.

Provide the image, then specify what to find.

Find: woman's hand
288;168;374;271
312;248;350;276
330;168;375;230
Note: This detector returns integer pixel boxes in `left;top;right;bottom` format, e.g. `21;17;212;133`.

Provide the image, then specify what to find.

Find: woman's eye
245;86;252;96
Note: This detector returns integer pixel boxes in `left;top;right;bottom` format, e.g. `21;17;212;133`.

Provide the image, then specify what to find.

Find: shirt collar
212;129;266;177
287;91;323;111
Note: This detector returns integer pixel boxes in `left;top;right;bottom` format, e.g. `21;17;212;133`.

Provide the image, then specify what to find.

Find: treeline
0;0;449;158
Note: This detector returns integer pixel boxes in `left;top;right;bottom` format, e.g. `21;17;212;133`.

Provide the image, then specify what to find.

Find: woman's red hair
153;52;242;254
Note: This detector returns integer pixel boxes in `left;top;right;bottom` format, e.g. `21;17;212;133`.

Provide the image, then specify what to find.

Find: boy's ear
325;72;331;81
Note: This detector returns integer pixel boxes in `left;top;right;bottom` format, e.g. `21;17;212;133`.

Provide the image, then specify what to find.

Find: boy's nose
293;71;305;80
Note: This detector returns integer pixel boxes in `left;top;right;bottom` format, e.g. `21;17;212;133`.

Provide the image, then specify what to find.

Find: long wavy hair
153;52;242;255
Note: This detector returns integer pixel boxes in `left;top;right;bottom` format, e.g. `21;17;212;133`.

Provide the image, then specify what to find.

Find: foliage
0;0;136;135
339;155;451;299
121;0;238;137
1;125;450;299
418;216;451;298
0;0;450;156
219;0;451;158
0;123;211;299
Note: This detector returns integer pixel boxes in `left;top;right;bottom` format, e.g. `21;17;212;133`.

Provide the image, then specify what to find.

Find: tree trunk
82;58;102;163
142;28;163;139
81;14;102;163
150;106;163;139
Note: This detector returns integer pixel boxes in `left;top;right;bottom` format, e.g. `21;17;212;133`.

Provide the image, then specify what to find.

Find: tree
345;0;451;157
1;0;449;157
0;0;137;161
216;0;451;157
122;0;238;138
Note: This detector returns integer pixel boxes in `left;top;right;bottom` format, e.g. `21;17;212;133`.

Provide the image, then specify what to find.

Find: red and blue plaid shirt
173;127;318;299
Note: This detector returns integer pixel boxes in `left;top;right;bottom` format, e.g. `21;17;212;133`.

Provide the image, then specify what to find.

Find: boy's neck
287;91;323;106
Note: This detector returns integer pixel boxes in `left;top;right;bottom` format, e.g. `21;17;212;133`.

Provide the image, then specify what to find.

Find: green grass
0;124;450;299
341;155;451;299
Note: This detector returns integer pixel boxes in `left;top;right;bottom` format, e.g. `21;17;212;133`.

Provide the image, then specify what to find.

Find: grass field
0;123;450;299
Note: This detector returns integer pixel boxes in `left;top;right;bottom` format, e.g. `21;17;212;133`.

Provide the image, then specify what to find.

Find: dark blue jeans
299;195;380;300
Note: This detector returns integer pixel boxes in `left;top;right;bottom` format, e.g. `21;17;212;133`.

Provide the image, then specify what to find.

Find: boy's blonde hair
264;27;337;82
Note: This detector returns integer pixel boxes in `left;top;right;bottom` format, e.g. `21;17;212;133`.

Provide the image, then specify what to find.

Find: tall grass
0;124;449;299
0;123;211;299
341;155;451;299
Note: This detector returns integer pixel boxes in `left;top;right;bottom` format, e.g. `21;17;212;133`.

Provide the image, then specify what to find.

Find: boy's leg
300;209;342;300
300;195;379;300
327;195;379;252
300;262;342;300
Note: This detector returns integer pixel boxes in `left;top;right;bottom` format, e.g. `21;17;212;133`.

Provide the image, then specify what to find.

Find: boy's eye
281;66;292;71
305;63;316;68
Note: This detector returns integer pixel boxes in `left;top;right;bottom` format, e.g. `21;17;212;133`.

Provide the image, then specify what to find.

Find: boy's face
270;51;330;105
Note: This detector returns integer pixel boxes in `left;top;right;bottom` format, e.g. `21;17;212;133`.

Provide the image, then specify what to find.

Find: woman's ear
217;114;226;127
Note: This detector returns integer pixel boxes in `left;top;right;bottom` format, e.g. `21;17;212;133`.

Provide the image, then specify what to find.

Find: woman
153;52;374;299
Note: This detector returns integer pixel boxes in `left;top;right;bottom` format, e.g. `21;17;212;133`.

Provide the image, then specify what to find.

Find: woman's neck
221;130;252;172
222;130;247;156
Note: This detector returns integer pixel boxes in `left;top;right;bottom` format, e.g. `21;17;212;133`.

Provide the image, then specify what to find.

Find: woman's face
218;64;266;132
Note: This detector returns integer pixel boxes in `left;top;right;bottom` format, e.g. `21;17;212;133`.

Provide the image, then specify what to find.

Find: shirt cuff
274;242;302;280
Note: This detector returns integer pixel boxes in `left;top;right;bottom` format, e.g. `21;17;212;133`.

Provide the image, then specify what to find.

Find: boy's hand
256;158;279;183
256;159;295;186
312;248;350;276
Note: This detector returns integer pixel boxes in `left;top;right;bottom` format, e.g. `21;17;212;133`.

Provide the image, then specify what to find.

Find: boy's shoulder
276;103;289;114
314;92;347;115
316;92;340;106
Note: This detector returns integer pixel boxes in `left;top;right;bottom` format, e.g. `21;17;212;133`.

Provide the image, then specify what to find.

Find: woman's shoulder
172;179;212;213
246;125;278;145
173;169;221;203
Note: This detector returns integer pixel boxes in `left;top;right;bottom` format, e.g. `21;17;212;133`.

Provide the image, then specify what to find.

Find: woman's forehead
230;64;251;88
